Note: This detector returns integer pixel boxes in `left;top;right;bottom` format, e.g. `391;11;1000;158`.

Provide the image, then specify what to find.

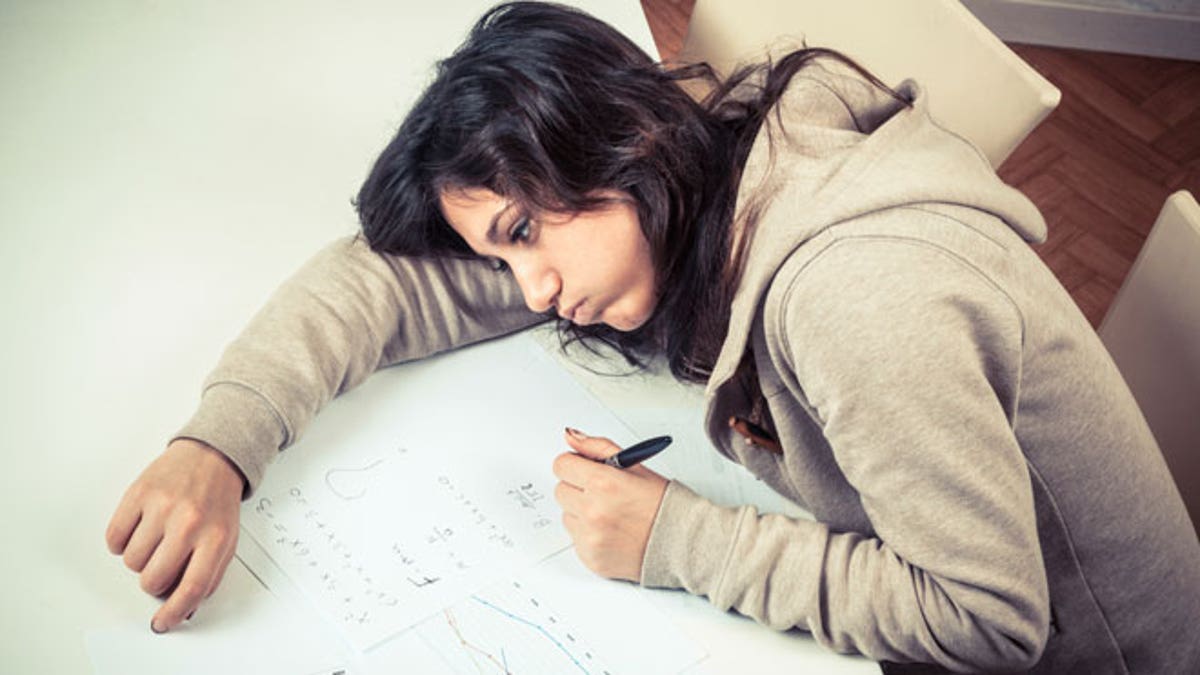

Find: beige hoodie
177;64;1200;673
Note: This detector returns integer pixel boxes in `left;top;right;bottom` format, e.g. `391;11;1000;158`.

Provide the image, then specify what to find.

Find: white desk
0;1;875;672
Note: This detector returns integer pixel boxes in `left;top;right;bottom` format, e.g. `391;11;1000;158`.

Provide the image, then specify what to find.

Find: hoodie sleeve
173;235;544;496
642;236;1050;672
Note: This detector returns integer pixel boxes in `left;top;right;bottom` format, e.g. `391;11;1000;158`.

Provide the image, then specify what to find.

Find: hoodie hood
705;65;1047;396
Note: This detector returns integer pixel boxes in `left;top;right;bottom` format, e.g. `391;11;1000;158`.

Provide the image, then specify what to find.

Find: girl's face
439;187;658;331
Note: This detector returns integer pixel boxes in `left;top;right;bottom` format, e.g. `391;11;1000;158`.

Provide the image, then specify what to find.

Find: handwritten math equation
254;486;402;627
245;447;565;644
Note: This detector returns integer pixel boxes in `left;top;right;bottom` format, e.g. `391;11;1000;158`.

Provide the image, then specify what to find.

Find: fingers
140;516;239;630
555;428;626;489
106;440;247;633
560;511;582;542
552;427;672;583
563;428;621;461
149;508;240;628
139;536;192;597
553;471;666;582
554;479;586;515
121;511;165;573
152;542;225;633
552;451;616;490
105;492;143;555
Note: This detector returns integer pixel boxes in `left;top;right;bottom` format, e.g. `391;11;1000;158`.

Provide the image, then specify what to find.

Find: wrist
168;437;248;497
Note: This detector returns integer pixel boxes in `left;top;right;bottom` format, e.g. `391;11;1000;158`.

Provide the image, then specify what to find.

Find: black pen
604;435;673;469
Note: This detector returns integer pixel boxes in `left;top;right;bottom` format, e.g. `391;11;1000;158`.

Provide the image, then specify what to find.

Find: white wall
1055;0;1198;14
963;0;1200;60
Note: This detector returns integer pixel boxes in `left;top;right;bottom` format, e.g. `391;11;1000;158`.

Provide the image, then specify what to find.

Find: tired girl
106;2;1200;672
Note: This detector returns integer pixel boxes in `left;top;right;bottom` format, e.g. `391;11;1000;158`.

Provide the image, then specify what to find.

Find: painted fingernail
151;619;165;634
186;610;195;621
565;427;587;438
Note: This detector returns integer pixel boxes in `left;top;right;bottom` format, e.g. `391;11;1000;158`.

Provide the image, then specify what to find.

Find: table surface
0;1;875;672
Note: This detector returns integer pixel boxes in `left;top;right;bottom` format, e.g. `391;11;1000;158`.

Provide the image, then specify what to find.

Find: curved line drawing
325;458;386;500
469;594;593;674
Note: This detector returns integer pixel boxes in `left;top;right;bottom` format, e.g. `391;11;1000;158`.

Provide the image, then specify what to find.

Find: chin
594;294;658;332
605;310;653;332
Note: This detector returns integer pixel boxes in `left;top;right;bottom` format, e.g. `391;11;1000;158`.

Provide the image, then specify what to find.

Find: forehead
439;186;506;219
439;187;510;244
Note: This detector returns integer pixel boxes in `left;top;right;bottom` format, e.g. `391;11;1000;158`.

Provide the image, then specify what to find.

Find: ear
563;428;622;461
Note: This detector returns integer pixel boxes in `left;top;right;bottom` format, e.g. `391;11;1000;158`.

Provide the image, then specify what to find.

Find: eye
508;217;532;243
488;257;509;272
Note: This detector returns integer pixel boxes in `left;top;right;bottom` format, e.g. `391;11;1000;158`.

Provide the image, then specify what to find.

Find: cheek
634;230;657;293
625;216;656;289
614;241;659;328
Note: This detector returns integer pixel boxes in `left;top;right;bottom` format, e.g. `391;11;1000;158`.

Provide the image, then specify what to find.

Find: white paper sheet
241;332;642;650
239;511;706;675
408;549;706;674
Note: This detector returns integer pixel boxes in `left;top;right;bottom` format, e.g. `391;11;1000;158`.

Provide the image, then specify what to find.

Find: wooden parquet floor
640;0;1200;327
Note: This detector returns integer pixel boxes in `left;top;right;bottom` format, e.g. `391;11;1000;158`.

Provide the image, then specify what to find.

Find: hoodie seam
1024;460;1131;673
201;378;294;447
892;204;1010;251
922;99;995;168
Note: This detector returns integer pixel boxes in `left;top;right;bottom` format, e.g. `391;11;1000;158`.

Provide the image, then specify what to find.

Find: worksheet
241;333;646;651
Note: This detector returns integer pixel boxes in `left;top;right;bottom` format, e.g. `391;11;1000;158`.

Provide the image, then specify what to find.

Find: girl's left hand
552;429;668;582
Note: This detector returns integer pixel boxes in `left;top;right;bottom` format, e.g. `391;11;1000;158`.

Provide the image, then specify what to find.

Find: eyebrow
484;203;512;246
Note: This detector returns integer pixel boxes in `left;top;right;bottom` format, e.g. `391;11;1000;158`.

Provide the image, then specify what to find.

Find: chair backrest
1099;190;1200;534
677;0;1061;167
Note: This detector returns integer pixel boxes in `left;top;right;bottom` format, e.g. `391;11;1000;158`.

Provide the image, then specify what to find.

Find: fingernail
186;610;195;621
151;618;165;634
565;427;587;439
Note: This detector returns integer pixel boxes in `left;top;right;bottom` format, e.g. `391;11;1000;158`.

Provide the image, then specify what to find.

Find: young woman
105;2;1200;672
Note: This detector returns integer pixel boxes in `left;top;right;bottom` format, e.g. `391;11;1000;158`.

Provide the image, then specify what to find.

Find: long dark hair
355;1;904;383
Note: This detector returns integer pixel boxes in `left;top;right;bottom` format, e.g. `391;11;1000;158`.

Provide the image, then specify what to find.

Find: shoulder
761;229;1024;371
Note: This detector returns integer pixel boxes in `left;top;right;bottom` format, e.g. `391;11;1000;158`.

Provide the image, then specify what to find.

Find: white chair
1099;190;1200;535
677;0;1061;167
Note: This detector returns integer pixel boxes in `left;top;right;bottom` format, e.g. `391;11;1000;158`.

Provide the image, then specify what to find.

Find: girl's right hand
105;438;246;633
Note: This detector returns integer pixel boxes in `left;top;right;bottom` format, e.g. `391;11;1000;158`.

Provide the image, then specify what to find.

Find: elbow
918;565;1052;673
940;601;1050;672
980;616;1048;672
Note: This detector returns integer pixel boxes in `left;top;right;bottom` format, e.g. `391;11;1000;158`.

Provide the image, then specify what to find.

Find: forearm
641;482;1048;671
175;235;543;495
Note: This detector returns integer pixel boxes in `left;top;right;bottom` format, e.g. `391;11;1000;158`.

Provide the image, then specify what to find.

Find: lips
559;299;584;322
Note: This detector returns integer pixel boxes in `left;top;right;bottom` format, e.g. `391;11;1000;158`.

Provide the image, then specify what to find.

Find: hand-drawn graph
416;579;615;675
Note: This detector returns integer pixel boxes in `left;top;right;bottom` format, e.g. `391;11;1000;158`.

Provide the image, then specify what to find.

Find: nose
510;258;561;314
